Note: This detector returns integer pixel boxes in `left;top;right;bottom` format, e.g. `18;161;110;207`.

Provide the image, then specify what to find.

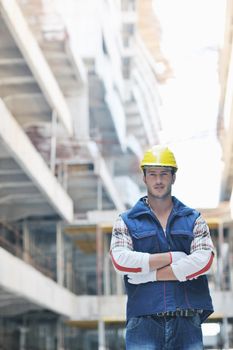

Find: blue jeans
126;314;204;350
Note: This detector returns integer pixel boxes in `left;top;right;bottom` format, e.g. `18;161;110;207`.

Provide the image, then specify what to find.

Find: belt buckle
160;311;173;317
159;312;165;317
156;312;166;317
176;309;197;317
176;309;185;316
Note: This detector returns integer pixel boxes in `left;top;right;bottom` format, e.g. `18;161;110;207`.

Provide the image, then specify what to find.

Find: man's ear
172;173;176;184
143;175;146;184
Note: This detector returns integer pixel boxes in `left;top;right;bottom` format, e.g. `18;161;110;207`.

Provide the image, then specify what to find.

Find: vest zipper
165;211;179;250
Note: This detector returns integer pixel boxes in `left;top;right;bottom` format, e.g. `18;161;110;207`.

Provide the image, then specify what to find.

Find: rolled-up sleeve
110;216;150;275
171;215;215;282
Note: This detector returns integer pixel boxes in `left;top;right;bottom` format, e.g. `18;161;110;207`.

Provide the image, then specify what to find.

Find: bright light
153;0;226;208
202;323;220;337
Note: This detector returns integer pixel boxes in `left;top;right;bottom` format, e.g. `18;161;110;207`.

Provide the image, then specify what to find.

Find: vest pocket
131;230;160;253
169;231;193;253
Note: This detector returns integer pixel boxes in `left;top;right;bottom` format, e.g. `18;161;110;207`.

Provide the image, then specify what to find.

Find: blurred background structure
0;0;232;349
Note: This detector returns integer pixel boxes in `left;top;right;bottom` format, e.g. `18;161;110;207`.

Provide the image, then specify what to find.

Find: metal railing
0;221;55;280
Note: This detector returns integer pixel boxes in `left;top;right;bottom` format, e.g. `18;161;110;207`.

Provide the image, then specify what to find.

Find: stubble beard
148;186;172;200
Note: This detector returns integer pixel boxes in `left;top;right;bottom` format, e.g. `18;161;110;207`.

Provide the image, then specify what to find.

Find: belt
152;309;203;318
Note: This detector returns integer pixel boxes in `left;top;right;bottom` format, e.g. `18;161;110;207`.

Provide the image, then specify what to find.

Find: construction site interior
0;0;232;349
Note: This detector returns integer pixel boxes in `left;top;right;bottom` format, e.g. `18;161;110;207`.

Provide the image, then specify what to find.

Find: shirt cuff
171;250;213;282
141;252;150;273
110;249;150;274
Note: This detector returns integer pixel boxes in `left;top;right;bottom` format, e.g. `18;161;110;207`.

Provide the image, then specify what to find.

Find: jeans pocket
126;317;143;331
187;314;202;329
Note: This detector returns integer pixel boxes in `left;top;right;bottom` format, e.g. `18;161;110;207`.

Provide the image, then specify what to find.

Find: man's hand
127;270;157;284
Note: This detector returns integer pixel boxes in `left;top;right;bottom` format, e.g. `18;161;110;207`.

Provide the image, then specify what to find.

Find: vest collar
128;196;195;219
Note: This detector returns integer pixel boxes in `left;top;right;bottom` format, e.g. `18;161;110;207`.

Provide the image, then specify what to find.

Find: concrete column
66;92;89;141
228;223;233;291
65;244;73;291
57;163;68;191
96;225;103;296
50;110;57;175
56;318;65;350
56;222;64;286
19;327;28;350
98;320;106;350
103;235;110;295
96;226;106;349
222;317;230;349
83;332;90;350
22;220;30;263
97;178;103;211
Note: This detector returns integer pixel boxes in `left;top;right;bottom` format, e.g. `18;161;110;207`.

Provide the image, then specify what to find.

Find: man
110;145;214;350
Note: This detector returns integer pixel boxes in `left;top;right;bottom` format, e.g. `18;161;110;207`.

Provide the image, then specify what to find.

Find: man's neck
147;195;173;216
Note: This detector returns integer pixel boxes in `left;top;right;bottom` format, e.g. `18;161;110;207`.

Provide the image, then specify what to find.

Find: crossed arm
110;215;215;283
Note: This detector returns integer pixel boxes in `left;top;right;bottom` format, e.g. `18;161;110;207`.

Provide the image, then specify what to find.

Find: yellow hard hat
140;145;178;170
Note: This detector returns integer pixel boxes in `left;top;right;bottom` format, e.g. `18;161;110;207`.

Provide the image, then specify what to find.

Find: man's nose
155;175;162;182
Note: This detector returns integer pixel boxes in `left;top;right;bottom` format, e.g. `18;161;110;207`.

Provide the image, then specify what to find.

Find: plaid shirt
110;211;214;254
110;200;214;280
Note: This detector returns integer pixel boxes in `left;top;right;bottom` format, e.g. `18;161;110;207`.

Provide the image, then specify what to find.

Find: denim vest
121;196;213;322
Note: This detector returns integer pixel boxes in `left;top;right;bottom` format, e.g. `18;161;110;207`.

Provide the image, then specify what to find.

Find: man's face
143;166;176;200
